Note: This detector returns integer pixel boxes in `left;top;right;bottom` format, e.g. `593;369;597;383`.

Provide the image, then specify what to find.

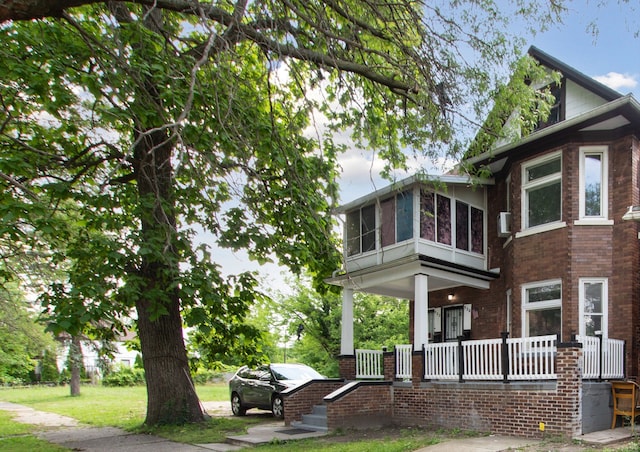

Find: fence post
595;332;603;381
457;336;464;383
501;331;510;383
623;340;628;380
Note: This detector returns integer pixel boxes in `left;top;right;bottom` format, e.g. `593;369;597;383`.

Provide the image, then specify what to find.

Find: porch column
413;273;429;351
340;288;354;355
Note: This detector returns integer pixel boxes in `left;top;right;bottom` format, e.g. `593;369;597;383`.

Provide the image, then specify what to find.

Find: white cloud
593;72;638;91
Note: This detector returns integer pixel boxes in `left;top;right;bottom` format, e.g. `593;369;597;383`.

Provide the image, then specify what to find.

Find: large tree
0;0;562;424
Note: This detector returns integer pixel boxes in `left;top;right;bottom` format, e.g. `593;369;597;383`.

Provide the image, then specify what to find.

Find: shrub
102;365;145;387
192;370;226;384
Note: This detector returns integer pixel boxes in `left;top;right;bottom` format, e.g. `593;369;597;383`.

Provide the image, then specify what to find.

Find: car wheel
271;395;284;419
231;393;246;416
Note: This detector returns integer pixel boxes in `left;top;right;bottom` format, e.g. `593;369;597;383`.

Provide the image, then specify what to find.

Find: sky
212;1;640;292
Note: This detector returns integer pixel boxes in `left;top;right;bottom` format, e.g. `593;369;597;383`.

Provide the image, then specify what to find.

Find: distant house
284;47;640;438
56;331;140;378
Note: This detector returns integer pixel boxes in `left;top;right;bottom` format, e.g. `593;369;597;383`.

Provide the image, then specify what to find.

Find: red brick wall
326;383;393;429
283;380;345;425
384;351;395;380
338;355;356;380
391;346;583;438
421;135;640;378
291;349;582;438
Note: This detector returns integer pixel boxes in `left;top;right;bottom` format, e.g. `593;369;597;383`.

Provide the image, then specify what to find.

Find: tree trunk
134;127;204;425
69;335;82;396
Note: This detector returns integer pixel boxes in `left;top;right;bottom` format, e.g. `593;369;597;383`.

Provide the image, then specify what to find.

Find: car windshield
270;365;322;381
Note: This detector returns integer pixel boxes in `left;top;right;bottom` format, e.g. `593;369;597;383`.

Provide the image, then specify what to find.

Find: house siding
564;80;608;119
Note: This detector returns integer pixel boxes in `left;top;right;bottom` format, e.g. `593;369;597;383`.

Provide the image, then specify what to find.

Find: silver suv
229;363;324;418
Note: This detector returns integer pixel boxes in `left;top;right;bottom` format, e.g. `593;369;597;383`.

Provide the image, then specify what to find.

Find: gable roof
467;47;640;174
528;46;622;102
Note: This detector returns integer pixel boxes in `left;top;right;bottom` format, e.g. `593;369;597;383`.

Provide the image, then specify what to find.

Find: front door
444;306;463;341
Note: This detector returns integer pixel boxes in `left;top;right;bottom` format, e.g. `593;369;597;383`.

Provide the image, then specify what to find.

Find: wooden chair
611;380;640;429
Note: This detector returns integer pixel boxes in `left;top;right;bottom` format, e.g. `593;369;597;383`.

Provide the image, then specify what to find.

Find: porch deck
285;341;624;439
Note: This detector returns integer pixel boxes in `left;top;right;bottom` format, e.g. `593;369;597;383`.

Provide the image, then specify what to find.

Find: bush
192;370;226;384
102;365;145;387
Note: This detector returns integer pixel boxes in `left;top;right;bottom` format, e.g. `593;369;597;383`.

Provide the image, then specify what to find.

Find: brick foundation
321;345;584;438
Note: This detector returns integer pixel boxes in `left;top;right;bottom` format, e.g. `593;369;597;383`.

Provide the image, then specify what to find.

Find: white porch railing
355;334;625;382
424;334;558;381
506;334;557;380
576;335;625;379
355;349;384;379
395;344;413;380
424;341;459;380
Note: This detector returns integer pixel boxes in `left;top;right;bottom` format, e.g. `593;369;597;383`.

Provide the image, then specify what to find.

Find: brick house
283;47;640;438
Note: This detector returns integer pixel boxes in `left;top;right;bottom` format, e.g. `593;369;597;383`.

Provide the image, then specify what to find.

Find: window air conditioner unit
497;212;511;237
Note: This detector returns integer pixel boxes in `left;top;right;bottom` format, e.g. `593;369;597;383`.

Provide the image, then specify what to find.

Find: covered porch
327;253;499;356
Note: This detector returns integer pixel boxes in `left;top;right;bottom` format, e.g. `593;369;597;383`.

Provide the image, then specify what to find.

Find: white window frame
521;279;562;338
578;278;608;338
518;152;566;237
575;146;613;225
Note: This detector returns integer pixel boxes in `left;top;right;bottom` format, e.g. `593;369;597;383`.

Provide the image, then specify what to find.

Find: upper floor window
579;146;608;221
346;204;376;256
380;190;413;247
420;191;452;245
456;201;484;254
522;280;562;337
396;191;413;242
522;153;562;230
536;84;562;131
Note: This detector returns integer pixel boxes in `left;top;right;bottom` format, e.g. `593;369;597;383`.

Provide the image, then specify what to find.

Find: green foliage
0;0;565;425
102;365;145;387
38;349;60;383
191;370;226;385
0;284;58;385
465;55;563;162
254;278;408;377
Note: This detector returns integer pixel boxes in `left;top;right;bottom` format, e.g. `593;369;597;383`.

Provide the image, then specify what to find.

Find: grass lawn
0;410;68;451
3;383;638;451
0;383;267;445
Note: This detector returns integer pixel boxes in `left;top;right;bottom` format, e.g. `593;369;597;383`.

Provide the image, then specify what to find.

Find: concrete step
290;420;328;433
301;413;327;428
290;404;328;432
311;404;327;416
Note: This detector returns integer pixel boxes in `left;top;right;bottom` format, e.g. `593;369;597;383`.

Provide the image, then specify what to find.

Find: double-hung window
522;153;562;231
522;280;562;337
578;146;609;223
579;278;608;337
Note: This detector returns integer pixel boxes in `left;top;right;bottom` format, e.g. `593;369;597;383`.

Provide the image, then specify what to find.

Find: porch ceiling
326;254;498;299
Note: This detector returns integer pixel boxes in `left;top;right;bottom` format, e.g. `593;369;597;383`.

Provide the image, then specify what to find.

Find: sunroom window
523;280;561;337
396;190;413;242
346;204;376;256
522;153;562;229
456;201;484;254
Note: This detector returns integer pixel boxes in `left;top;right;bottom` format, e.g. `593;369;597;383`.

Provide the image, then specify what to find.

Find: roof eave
335;173;494;213
467;94;640;168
